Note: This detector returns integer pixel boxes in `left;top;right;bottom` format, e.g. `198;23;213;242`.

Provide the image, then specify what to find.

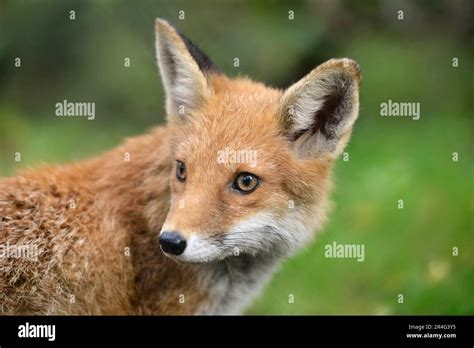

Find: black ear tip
155;18;220;74
176;30;220;74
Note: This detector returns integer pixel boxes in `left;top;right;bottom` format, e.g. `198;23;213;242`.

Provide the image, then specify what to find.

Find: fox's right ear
155;19;219;119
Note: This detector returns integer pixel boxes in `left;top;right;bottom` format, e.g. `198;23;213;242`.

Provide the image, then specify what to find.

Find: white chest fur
196;255;281;314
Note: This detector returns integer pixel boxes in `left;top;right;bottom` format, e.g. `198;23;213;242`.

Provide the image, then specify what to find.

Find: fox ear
279;58;361;159
155;19;219;119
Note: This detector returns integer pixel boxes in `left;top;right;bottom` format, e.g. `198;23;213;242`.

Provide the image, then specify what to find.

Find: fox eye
176;160;186;182
232;172;260;194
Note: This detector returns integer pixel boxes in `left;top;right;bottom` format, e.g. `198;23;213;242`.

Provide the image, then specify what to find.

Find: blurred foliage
0;0;472;314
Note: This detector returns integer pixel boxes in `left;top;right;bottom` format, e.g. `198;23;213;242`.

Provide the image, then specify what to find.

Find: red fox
0;19;360;315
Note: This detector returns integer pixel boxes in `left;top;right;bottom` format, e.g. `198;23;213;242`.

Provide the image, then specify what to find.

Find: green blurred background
0;0;472;314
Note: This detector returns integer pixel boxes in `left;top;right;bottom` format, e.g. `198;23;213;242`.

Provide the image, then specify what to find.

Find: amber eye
232;172;260;194
176;161;186;182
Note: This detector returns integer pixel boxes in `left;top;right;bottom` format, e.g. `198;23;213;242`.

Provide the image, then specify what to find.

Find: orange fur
0;19;360;315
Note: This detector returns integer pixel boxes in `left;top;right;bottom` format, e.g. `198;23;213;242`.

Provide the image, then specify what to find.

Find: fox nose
159;231;187;255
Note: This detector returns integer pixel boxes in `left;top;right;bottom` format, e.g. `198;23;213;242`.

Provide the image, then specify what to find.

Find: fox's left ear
155;19;219;119
278;58;361;159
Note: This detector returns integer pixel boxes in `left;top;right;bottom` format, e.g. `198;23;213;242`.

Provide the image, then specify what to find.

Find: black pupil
178;163;185;177
241;175;252;187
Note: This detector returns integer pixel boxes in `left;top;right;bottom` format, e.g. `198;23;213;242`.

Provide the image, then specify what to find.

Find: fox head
155;19;361;263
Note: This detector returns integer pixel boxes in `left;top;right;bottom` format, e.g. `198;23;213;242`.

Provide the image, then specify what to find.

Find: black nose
159;231;187;255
